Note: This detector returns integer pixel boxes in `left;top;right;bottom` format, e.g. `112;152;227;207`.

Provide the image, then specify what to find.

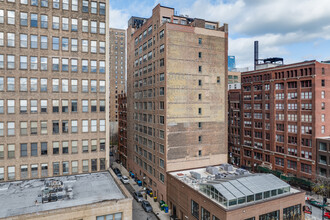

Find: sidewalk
112;162;171;220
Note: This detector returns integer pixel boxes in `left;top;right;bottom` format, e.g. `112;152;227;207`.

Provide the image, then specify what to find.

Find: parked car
324;212;330;219
142;200;153;213
133;191;144;202
113;168;120;175
116;173;122;178
121;175;129;184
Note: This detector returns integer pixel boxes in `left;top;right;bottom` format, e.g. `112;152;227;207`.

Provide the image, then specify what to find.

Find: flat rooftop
0;172;125;218
170;164;300;210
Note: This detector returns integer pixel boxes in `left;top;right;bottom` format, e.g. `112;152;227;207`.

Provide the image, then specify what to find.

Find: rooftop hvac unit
236;168;249;175
215;173;225;179
206;166;219;175
190;171;201;179
223;164;234;172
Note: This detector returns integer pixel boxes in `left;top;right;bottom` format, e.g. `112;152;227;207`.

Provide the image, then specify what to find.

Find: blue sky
110;0;330;69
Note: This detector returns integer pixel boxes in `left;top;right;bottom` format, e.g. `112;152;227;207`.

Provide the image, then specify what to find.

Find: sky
109;0;330;69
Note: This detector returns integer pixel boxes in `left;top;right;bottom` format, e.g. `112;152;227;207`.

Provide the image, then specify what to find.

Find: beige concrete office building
0;0;109;182
109;28;126;142
126;4;228;202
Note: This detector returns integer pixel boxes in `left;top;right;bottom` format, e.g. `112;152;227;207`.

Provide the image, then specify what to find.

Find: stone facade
0;0;109;181
118;93;127;168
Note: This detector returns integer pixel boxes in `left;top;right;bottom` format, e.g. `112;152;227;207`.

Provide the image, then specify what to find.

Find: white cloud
109;6;130;29
180;0;330;68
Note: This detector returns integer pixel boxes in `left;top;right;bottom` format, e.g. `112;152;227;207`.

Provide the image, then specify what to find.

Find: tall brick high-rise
0;0;109;181
109;28;126;143
126;4;228;201
241;60;330;180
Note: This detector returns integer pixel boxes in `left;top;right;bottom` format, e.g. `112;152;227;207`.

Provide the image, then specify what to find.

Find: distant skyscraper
228;55;236;71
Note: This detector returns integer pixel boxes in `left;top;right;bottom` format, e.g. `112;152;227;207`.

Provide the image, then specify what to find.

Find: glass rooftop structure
199;174;290;208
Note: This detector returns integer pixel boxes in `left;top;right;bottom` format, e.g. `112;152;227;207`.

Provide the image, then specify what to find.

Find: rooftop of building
317;136;330;141
0;172;126;218
169;164;301;210
242;60;330;75
128;4;227;32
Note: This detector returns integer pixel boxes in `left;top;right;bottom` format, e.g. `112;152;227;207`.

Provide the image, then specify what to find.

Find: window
30;121;37;134
322;126;325;134
82;40;88;52
99;80;105;92
62;100;68;112
53;142;59;154
30;13;38;27
198;108;202;115
72;161;78;173
40;78;47;92
8;11;15;25
41;57;48;70
31;143;38;156
100;119;105;131
71;38;78;51
41;164;48;177
100;41;105;53
52;120;59;134
52;79;59;92
7;100;15;113
82;160;89;172
62;37;69;51
41;142;47;155
0;57;2;69
100;100;105;112
53;162;60;175
52;57;59;70
52;16;59;29
82;60;88;72
0;122;3;136
71;79;78;92
99;3;105;15
71;100;77;112
91;80;97;92
62;58;68;71
30;99;37;113
20;121;27;135
7;55;15;69
8;166;15;180
100;22;105;34
20;165;28;179
72;0;78;11
71;120;77;133
71;59;78;72
192;200;199;219
91;41;97;53
30;35;38;48
259;210;279;220
91;1;97;13
7;33;15;47
91;21;97;33
91;60;97;73
41;0;48;7
283;204;301;220
0;10;3;24
82;80;88;92
91;100;97;112
30;56;38;69
71;18;78;31
62;79;68;92
62;0;69;10
91;120;97;132
20;143;27;157
41;121;47;134
82;0;89;12
63;161;69;174
53;0;59;8
82;20;88;32
62;17;68;30
99;61;105;73
82;120;88;132
41;15;48;28
62;141;68;154
41;99;47;112
71;140;78;154
0;32;3;46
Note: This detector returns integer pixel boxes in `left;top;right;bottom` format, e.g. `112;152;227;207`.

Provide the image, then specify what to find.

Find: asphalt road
123;182;159;220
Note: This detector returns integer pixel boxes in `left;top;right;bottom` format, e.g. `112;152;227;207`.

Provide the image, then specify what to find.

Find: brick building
0;0;109;181
228;86;242;166
109;28;126;143
167;166;305;220
118;93;127;168
126;4;228;202
241;60;330;180
316;137;330;178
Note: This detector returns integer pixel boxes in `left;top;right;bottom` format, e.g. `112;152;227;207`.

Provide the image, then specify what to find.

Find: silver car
142;200;153;213
133;191;144;202
121;175;129;184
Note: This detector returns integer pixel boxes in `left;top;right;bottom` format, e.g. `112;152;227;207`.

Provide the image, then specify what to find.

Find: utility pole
322;197;327;220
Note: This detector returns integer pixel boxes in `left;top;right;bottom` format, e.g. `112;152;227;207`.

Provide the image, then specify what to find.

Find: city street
123;179;158;220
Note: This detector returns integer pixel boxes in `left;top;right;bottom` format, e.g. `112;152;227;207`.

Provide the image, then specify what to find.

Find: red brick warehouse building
241;60;330;180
